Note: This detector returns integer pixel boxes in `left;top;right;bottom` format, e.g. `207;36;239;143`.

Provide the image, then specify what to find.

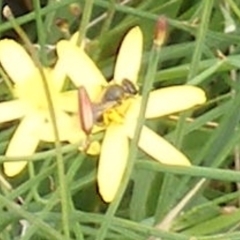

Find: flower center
93;80;138;127
100;98;133;126
14;69;59;111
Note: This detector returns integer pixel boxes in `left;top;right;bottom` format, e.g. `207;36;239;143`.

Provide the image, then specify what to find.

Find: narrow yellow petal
146;86;206;118
127;86;206;120
128;125;191;166
65;115;86;144
114;26;143;84
4;113;43;177
98;124;129;202
39;111;84;142
59;90;78;113
92;124;105;134
56;40;107;99
0;39;38;84
52;59;66;92
85;141;101;155
69;32;88;48
52;36;87;92
70;32;79;45
0;100;28;123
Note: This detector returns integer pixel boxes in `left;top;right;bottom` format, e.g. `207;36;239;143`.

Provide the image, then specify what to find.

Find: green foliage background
1;0;240;239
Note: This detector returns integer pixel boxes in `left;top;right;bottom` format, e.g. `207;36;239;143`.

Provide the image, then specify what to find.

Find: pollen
103;108;124;125
102;99;133;125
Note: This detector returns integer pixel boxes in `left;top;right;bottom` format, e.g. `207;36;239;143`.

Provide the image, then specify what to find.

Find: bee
78;79;138;134
94;79;138;122
101;79;138;103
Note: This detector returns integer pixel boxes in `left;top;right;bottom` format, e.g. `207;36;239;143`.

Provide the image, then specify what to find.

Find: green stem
0;194;66;240
32;0;48;65
227;0;240;18
187;0;214;80
171;0;214;145
5;9;71;239
93;0;116;60
95;38;162;240
77;0;94;46
99;2;115;35
0;0;2;38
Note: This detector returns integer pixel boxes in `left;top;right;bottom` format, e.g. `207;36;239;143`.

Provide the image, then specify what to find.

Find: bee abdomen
102;84;125;103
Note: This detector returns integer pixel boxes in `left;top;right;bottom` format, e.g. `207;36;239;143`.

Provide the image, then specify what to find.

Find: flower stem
77;0;94;46
32;0;48;65
99;0;116;37
92;0;116;60
4;7;71;239
96;17;166;240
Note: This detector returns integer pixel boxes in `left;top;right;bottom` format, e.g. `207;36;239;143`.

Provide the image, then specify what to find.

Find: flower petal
56;40;107;100
59;90;78;112
114;26;143;84
127;125;191;166
39;111;85;143
0;39;38;84
4;113;43;177
69;32;88;47
98;124;129;202
70;32;79;45
127;86;206;120
0;100;28;123
52;58;66;92
80;140;101;155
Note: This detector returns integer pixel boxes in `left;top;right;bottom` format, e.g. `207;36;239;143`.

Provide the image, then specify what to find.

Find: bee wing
114;26;143;85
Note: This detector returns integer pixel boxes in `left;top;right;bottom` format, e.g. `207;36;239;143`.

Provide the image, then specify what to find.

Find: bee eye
121;79;138;95
102;84;125;103
78;86;94;135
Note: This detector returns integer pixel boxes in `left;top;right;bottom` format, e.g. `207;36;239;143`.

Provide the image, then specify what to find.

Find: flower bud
78;86;94;135
55;18;70;34
154;16;167;46
69;3;82;17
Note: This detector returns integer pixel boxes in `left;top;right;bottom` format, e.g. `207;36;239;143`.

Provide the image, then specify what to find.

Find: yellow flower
57;27;206;202
0;39;85;177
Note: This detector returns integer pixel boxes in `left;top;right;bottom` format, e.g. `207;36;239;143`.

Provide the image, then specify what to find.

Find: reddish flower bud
78;86;94;135
154;16;167;46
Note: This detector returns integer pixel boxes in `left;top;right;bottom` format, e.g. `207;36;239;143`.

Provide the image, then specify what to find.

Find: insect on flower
58;25;207;203
78;79;138;133
101;78;138;103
